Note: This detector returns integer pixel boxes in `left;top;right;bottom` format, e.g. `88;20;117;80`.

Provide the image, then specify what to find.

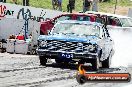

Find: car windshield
128;18;132;24
51;22;101;37
120;18;132;27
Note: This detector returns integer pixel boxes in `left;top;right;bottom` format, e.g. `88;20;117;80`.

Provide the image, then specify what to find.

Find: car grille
40;40;96;52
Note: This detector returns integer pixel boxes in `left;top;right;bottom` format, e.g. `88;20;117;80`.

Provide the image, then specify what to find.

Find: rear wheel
39;56;47;66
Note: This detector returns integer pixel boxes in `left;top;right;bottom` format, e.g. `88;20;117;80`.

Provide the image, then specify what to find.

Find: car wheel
101;49;113;68
76;74;87;84
39;56;47;66
91;58;99;71
55;59;62;64
101;57;110;68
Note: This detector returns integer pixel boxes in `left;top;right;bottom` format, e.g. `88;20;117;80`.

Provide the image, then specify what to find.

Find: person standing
92;0;98;12
58;0;62;11
83;0;91;12
52;0;58;10
67;0;75;13
23;0;29;6
3;0;6;3
0;0;6;3
12;0;17;4
0;0;3;2
52;0;56;10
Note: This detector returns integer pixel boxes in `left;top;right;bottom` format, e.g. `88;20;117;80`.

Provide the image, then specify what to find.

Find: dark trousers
67;4;73;13
23;0;29;6
0;0;6;2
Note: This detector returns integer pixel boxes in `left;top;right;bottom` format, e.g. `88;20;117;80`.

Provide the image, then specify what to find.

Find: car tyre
101;57;110;68
91;58;99;71
39;56;47;66
55;59;62;64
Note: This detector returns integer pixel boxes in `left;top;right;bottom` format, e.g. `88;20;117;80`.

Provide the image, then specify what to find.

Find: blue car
36;20;114;70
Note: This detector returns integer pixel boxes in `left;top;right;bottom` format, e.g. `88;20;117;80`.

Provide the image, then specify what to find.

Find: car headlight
89;45;96;52
85;45;96;52
40;41;47;47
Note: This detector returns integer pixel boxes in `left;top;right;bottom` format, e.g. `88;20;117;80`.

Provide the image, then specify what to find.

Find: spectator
83;0;91;12
58;0;62;11
0;0;6;3
3;0;6;3
12;0;17;4
23;0;29;6
103;0;110;2
92;0;98;12
67;0;75;13
52;0;58;10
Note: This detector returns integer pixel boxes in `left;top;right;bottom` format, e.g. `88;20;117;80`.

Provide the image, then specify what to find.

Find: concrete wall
0;2;63;22
0;18;40;45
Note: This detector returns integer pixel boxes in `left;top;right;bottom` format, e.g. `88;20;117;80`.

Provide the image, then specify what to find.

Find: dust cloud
109;28;132;67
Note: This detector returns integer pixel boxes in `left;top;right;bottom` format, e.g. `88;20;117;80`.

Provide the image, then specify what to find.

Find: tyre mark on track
0;68;76;87
7;73;76;87
0;66;46;72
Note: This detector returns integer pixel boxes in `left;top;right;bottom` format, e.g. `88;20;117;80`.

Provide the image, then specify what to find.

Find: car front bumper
36;49;98;60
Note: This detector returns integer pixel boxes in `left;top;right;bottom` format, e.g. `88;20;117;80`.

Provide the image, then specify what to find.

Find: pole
114;0;117;14
23;0;25;6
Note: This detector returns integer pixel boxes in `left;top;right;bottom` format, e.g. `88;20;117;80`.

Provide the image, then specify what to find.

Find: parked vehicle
40;13;98;35
85;11;132;29
37;20;114;70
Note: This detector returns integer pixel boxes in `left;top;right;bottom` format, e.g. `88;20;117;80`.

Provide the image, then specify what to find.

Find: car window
120;18;132;27
52;23;101;37
76;16;90;21
54;15;72;23
95;17;104;23
128;18;132;23
128;18;132;26
107;17;121;26
113;18;122;26
107;16;113;25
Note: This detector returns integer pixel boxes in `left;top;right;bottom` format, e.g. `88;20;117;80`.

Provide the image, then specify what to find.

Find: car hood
38;33;101;44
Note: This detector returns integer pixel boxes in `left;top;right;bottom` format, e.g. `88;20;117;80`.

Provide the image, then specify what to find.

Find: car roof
40;12;97;23
85;11;131;18
57;20;103;26
61;12;97;16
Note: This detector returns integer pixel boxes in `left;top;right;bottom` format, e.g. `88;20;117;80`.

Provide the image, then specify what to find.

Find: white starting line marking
122;84;132;87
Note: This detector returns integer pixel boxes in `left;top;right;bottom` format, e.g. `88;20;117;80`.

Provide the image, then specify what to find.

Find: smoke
109;28;132;67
